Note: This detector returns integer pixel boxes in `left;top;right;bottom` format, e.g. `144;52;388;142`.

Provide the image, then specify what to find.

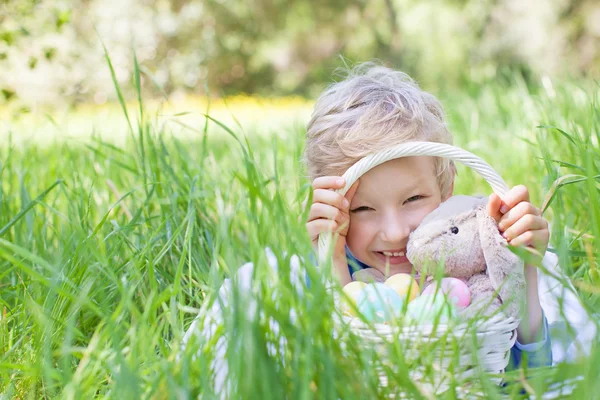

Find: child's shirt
345;247;553;369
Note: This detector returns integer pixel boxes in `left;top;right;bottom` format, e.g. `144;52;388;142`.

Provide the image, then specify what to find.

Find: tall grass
0;56;598;398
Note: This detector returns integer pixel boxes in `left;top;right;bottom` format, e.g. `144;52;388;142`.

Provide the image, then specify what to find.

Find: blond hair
304;63;455;198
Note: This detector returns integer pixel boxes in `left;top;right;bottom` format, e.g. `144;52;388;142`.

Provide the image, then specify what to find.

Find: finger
313;188;348;210
502;214;548;242
487;193;504;222
498;202;542;232
500;185;530;214
312;176;345;190
307;219;338;242
508;229;549;252
307;203;344;223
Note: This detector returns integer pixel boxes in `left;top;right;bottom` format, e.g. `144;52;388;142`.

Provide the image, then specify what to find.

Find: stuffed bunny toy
405;195;525;319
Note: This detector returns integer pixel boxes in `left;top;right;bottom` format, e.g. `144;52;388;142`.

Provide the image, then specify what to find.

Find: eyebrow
354;181;424;202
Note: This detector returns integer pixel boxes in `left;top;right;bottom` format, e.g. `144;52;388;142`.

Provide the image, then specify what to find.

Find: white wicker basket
318;141;521;394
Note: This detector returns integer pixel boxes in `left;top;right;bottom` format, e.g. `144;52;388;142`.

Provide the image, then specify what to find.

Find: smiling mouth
374;251;409;267
375;249;406;257
377;251;405;257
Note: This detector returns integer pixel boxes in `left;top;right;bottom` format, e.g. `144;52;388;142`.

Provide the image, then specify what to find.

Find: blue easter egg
357;283;405;323
407;293;457;324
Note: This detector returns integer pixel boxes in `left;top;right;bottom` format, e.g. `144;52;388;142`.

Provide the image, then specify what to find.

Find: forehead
359;156;436;184
351;156;439;199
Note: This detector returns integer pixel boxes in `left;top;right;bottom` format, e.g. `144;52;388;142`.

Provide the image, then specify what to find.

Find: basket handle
318;141;510;261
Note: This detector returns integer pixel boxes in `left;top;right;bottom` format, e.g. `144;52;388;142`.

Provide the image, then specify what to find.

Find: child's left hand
488;185;548;343
487;185;549;257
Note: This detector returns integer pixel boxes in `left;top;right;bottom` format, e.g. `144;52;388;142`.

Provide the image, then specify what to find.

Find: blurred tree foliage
1;0;599;108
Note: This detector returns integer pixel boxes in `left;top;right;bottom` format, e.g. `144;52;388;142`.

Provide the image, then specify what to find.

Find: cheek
409;203;439;230
346;218;373;251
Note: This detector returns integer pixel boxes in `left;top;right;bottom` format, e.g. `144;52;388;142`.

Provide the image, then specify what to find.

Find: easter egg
407;294;457;324
341;281;367;316
357;283;404;323
422;278;471;309
384;273;420;303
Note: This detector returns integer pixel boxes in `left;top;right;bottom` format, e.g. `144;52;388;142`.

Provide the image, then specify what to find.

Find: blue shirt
345;247;552;369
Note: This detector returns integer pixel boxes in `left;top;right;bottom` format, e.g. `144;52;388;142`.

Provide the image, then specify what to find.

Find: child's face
346;156;451;276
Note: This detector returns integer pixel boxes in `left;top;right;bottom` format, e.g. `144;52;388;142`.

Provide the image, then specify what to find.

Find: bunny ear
476;208;526;319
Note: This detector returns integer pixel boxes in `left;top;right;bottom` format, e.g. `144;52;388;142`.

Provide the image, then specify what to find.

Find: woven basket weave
318;141;521;393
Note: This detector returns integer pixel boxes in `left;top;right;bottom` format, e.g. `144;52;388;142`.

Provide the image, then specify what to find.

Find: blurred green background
2;1;600;397
2;0;599;112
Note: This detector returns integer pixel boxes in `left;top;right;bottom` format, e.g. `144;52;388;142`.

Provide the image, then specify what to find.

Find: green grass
1;57;599;398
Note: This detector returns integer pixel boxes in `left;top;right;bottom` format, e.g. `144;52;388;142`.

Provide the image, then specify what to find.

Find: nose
379;213;412;244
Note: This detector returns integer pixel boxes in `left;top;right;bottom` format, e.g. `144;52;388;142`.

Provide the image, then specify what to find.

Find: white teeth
382;251;404;257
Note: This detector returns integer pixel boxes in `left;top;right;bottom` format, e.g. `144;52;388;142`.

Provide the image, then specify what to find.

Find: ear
441;169;456;202
476;208;525;319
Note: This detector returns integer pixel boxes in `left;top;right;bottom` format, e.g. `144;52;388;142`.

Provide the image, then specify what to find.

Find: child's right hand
306;176;360;266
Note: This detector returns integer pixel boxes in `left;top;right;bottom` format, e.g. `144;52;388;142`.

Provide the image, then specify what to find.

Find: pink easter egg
422;277;471;309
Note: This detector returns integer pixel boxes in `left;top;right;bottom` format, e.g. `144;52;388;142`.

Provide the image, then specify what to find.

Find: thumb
344;179;360;205
487;192;505;223
337;180;360;239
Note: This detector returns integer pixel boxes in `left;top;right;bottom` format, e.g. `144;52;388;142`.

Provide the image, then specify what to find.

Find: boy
303;63;551;361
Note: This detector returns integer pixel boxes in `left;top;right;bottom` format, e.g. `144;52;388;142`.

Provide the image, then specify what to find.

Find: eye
450;226;459;234
405;195;424;204
350;206;372;213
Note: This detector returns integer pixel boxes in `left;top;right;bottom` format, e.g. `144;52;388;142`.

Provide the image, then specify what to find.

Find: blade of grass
0;179;63;237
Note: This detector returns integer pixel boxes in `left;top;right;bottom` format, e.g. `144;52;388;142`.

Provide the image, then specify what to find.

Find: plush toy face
406;195;526;319
406;196;488;279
